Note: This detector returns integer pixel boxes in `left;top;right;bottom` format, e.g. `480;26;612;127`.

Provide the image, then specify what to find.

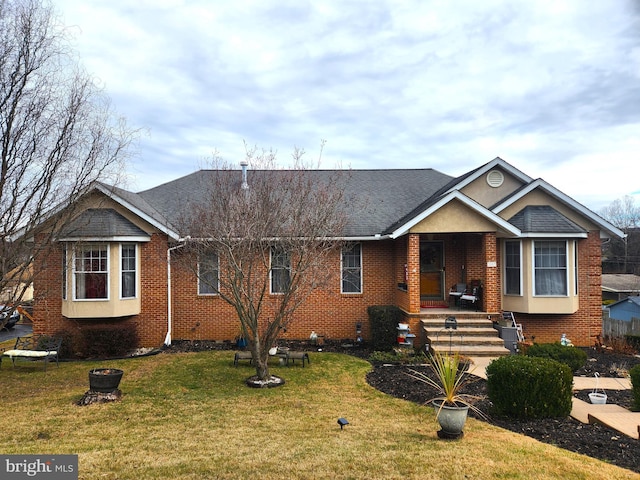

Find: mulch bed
164;341;640;474
366;349;640;475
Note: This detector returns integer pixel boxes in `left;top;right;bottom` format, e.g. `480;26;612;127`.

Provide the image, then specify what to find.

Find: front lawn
0;350;636;479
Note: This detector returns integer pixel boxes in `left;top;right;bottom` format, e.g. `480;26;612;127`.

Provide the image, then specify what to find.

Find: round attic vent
486;170;504;188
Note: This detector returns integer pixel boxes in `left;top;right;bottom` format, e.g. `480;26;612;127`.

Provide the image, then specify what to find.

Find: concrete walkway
469;357;639;439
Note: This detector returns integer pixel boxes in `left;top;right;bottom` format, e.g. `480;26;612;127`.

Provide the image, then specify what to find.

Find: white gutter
165;239;189;346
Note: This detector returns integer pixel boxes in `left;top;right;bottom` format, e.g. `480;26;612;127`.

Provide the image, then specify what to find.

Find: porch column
482;232;500;312
407;233;421;313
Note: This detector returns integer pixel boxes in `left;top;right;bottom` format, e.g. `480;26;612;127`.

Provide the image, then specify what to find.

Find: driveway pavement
0;322;32;342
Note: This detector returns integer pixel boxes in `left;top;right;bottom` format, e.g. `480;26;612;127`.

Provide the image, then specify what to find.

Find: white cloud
54;0;640;212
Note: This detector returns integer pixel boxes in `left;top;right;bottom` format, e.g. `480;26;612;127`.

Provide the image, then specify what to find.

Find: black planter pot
89;368;124;393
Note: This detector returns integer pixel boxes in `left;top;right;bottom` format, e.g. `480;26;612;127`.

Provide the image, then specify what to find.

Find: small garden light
444;316;458;354
337;418;349;430
444;316;457;330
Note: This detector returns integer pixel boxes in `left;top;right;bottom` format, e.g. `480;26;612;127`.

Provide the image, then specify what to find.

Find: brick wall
138;234;170;346
169;240;397;343
444;235;465;289
32;230;604;349
483;233;500;312
32;241;64;336
393;236;410;311
406;234;420;313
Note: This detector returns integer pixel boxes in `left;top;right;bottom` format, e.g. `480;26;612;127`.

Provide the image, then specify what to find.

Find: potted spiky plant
408;351;484;439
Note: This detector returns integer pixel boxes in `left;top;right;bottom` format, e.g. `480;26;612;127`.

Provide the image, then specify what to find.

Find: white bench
1;335;62;371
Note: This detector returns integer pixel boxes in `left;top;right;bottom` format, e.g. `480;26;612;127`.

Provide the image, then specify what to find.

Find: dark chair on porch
459;281;482;311
448;283;466;308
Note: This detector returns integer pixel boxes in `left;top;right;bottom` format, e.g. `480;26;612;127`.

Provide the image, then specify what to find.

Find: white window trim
341;243;363;294
62;244;68;300
120;243;138;300
503;239;522;296
573;240;578;297
532;240;569;297
198;252;220;296
72;243;110;301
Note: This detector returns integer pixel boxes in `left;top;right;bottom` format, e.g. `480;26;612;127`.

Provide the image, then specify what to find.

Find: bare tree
180;147;347;385
0;0;134;307
600;195;640;273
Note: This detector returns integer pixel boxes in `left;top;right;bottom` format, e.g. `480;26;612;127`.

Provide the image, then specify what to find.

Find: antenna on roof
240;160;249;189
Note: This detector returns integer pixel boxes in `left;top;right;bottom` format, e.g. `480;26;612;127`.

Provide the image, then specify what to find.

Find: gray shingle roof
101;183;177;234
137;169;455;237
602;274;640;293
60;209;149;239
87;159;620;241
507;205;587;234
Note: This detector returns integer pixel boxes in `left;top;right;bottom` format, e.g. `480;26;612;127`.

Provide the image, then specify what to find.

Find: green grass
0;350;637;479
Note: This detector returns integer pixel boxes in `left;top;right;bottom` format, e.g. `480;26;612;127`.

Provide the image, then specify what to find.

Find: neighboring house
601;274;640;303
30;157;624;348
607;295;640;322
1;264;33;304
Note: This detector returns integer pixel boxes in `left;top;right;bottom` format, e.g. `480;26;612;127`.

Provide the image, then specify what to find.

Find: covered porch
395;232;502;316
392;230;512;357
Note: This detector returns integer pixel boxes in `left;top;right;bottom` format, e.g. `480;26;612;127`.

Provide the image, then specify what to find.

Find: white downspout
165;240;188;346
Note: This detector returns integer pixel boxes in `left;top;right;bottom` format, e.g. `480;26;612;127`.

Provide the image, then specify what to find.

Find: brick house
31;157;623;350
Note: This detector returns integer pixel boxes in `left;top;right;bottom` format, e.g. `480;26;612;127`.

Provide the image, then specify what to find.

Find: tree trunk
254;356;270;380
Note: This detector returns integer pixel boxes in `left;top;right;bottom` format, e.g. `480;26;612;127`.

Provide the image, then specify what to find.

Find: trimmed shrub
368;305;403;351
52;329;79;360
526;342;587;373
486;355;573;419
630;364;640;412
80;326;138;359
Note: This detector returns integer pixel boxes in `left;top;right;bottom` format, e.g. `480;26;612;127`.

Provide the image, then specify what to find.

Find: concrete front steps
421;314;510;357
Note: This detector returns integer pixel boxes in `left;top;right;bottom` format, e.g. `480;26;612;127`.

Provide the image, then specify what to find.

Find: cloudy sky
54;0;640;212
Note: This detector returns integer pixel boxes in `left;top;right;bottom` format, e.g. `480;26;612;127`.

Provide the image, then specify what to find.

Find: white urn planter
433;400;469;439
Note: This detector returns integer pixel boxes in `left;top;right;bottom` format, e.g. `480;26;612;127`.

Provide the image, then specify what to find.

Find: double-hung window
121;243;137;298
198;251;219;295
75;244;108;299
270;247;291;294
534;240;567;296
341;243;362;294
504;240;521;295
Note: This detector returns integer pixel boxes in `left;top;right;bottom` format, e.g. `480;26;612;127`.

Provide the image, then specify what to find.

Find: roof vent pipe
240;160;249;189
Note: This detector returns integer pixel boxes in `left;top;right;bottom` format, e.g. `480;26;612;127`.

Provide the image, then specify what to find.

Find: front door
420;241;444;299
